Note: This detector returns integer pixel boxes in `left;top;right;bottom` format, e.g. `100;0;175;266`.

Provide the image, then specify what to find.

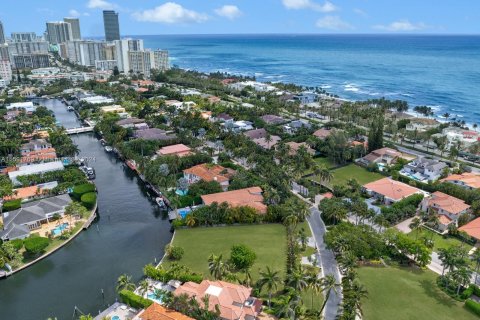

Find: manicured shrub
143;264;203;284
465;299;480;316
80;192;97;210
461;285;475;300
2;199;21;212
9;239;24;250
71;183;95;200
165;244;184;261
230;244;256;270
119;290;153;309
24;236;50;255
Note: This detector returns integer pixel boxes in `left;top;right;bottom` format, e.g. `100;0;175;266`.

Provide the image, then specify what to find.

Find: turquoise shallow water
140;34;480;124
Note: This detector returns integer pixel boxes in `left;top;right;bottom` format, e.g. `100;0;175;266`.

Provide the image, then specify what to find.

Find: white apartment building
0;59;12;82
66;40;106;66
114;39;144;73
95;60;117;71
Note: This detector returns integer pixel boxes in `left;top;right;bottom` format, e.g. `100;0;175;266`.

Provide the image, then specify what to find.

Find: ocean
140;34;480;124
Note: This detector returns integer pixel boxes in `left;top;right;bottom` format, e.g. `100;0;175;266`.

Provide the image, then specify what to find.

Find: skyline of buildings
0;9;169;86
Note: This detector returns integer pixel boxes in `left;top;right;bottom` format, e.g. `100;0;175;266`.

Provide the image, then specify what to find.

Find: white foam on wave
320;84;332;89
344;83;360;92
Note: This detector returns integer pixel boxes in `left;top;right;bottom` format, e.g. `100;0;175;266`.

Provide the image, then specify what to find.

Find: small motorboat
67;106;74;111
156;197;166;208
104;146;113;152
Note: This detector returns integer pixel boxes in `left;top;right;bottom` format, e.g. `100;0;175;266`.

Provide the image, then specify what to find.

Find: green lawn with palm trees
357;266;477;320
407;227;470;251
311;163;384;187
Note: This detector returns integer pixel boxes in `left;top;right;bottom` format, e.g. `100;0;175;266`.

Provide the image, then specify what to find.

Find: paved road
307;206;342;320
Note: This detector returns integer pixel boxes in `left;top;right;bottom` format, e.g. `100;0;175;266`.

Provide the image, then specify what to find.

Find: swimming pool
147;293;163;303
177;208;192;219
111;316;120;320
51;223;69;236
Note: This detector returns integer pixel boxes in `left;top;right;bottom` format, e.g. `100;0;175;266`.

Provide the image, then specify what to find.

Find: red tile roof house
174;280;262;320
421;191;471;232
313;128;334;140
441;172;480;190
201;187;267;214
133;302;194;320
243;128;282;150
362;178;426;205
20;148;57;165
183;163;236;191
459;217;480;243
157;144;192;157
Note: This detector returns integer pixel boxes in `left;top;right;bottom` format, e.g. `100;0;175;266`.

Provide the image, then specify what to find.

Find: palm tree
287;266;309;292
185;214;196;227
138;279;149;297
257;267;281;308
308;275;323;309
443;113;450;122
319;275;339;315
409;217;422;240
116;274;135;292
208;254;225;280
472;249;480;284
451;267;472;295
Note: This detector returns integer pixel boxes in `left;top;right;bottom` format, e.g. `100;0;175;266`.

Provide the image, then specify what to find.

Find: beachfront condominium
128;49;169;78
12;53;50;69
11;32;38;42
103;10;120;41
65;40;106;66
0;21;5;44
46;21;72;44
63;18;81;40
114;39;144;72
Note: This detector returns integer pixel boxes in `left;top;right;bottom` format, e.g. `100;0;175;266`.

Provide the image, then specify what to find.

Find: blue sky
0;0;479;36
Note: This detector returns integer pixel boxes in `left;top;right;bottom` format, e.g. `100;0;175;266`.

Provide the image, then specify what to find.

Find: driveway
395;217;414;233
307;206;342;320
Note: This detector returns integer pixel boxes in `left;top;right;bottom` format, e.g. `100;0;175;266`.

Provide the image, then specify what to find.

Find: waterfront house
421;191;471;232
134;128;177;141
405;118;440;133
6;101;37;113
3;182;58;202
8;161;64;185
0;194;72;241
362;178;426;205
400;157;447;182
20;139;52;154
156;144;192;157
20;148;57;165
80;95;114;105
228;80;276;92
134;303;193;320
261;114;286;125
201;187;267;214
174;280;262;320
356;147;403;167
441;127;480;149
293;92;318;104
116;117;148;129
441;172;480;190
183;163;236;191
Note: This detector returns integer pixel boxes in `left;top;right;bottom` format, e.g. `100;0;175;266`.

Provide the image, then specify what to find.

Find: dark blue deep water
140;34;480;124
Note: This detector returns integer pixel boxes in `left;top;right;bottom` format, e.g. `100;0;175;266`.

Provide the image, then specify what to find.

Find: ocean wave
320;84;332;89
344;84;360;92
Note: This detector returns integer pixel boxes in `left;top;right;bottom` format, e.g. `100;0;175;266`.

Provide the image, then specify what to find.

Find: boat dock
66;126;94;135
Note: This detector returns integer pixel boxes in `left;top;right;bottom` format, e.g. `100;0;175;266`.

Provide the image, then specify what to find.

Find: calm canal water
0;99;172;320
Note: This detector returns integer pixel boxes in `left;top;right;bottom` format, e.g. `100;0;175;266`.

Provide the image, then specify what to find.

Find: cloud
282;0;336;12
69;9;81;17
373;20;428;32
132;2;208;24
87;0;116;10
316;15;353;30
215;5;242;20
353;8;367;17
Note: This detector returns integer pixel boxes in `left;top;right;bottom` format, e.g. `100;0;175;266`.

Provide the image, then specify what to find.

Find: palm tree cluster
438;245;473;296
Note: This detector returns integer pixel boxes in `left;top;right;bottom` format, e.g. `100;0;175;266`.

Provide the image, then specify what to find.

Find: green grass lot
167;224;288;280
311;163;384;187
357;266;477;320
407;228;472;251
313;157;338;170
166;224;324;310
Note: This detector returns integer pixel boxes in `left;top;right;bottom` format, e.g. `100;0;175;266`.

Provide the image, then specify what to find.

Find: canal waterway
0;99;172;320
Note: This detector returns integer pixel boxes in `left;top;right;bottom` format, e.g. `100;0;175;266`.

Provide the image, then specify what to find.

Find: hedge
119;290;153;309
3;199;22;212
465;299;480;316
72;183;96;200
24;236;50;255
81;192;97;210
9;238;24;250
143;264;203;284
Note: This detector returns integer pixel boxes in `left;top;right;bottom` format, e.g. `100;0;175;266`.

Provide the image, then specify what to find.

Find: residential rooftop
201;187;267;214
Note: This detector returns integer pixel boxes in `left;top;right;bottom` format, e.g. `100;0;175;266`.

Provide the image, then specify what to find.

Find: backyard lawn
313;157;337;170
166;224;287;280
310;163;384;187
357;266;477;320
407;228;472;251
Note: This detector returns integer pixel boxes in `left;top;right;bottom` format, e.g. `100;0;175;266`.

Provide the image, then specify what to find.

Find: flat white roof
205;285;223;297
9;162;64;180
